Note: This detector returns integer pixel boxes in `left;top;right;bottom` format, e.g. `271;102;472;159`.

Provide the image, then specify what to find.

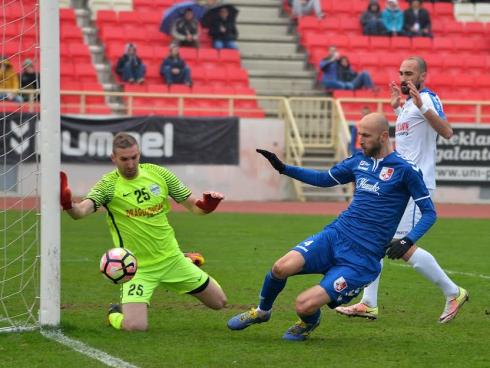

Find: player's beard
362;141;382;157
401;80;421;95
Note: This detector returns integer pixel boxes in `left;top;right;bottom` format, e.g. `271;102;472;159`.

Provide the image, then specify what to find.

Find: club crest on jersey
149;184;160;196
358;160;370;171
379;167;394;181
333;276;348;292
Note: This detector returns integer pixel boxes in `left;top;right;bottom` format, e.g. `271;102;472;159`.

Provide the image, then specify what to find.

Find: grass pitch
1;211;489;368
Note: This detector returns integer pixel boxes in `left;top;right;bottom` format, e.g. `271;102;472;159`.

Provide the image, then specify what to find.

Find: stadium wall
59;118;293;201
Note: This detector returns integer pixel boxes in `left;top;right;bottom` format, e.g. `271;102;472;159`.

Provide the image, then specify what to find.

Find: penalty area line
41;329;139;368
389;262;490;280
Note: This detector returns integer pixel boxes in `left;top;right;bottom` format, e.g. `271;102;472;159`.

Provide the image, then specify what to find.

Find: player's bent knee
123;320;148;331
295;296;318;316
271;259;294;279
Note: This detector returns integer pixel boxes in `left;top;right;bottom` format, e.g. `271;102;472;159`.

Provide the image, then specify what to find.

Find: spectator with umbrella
171;7;201;48
160;1;206;35
203;4;239;49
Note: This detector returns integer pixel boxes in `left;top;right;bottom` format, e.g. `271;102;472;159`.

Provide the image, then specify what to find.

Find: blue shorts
292;227;381;308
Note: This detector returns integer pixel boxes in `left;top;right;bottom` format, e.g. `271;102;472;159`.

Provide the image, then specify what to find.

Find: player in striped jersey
60;132;227;331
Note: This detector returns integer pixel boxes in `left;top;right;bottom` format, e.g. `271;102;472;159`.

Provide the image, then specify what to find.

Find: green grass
1;212;490;368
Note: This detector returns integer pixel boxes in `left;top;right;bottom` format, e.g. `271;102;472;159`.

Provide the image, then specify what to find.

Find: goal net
0;0;41;332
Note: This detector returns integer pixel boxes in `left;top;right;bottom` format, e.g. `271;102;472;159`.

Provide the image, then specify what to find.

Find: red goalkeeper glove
60;171;73;210
195;192;223;213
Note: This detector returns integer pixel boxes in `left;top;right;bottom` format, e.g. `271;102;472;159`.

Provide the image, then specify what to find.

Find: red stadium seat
390;36;411;51
411;37;433;51
369;37;391;51
219;49;240;66
433;2;454;18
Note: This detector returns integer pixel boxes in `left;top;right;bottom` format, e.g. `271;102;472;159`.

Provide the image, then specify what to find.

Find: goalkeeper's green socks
108;312;124;330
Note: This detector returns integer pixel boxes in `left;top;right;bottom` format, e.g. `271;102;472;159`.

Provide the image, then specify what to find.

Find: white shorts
395;189;434;239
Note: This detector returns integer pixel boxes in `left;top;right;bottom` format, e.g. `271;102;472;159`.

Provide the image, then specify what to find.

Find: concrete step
242;58;306;72
237;24;289;38
249;69;315;79
237;41;299;55
238;33;296;43
241;53;305;61
235;6;282;20
238;17;290;26
250;78;317;95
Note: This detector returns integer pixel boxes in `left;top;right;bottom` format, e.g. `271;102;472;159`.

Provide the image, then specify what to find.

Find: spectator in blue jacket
360;1;386;36
160;44;192;86
319;47;377;92
381;0;405;36
115;43;146;84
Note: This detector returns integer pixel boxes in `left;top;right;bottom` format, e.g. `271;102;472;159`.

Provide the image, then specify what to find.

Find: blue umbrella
160;1;206;35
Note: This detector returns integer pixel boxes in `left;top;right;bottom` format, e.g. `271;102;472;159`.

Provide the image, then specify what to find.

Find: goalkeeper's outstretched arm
180;191;224;215
60;171;95;219
65;199;96;220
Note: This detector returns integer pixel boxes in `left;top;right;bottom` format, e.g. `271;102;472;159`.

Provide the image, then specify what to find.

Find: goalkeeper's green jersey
86;163;192;267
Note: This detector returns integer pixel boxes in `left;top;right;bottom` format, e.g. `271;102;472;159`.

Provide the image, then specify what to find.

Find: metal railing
337;97;490;124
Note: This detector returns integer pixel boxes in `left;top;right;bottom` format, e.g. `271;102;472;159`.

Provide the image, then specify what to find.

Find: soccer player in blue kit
227;112;437;341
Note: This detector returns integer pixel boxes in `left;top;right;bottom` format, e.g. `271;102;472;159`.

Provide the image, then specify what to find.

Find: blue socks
258;271;287;311
300;309;321;324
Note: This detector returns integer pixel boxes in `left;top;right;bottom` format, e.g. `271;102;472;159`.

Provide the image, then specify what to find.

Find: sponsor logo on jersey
356;178;381;195
395;122;409;136
358;160;370;171
379;167;394;181
149;184;160;196
126;201;164;218
333;276;348;292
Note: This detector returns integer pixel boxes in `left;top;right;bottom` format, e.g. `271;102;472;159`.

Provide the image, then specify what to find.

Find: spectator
360;1;386;36
403;0;432;37
381;0;405;36
0;56;22;102
208;6;238;49
338;56;377;91
171;8;200;48
160;44;192;87
115;43;146;84
291;0;324;19
20;59;39;101
319;47;377;92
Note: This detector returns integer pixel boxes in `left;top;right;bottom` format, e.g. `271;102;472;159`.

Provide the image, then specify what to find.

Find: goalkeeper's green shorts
121;252;209;305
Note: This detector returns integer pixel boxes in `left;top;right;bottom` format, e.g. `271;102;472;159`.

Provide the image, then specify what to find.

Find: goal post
39;0;61;327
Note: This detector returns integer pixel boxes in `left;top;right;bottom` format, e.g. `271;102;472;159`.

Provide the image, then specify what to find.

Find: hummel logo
123;192;131;197
304;241;314;246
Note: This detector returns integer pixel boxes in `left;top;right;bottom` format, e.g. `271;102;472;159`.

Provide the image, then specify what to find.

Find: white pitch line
41;329;139;368
389;262;490;280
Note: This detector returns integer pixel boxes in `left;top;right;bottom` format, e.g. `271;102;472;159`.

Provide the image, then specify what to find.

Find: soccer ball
99;248;137;284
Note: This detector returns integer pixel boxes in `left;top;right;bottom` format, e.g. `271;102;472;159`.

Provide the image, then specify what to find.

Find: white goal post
39;0;61;327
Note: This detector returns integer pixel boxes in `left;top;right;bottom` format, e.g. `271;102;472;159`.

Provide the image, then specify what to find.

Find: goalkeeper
60;132;227;331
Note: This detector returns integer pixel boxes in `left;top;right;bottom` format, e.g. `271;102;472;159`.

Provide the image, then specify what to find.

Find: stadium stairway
71;0;126;113
228;0;321;97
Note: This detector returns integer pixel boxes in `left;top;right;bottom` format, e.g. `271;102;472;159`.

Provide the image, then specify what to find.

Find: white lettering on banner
436;166;490;182
356;178;381;195
88;132;112;157
438;131;490;147
436;146;490;163
62;124;174;158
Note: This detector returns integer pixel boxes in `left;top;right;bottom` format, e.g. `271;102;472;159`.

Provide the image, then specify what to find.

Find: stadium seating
295;0;490;121
92;0;263;117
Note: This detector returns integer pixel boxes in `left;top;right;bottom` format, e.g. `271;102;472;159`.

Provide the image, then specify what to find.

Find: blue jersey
284;151;436;259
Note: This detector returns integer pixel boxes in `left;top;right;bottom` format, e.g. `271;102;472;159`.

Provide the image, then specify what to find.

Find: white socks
360;247;460;308
407;247;459;299
360;259;383;308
